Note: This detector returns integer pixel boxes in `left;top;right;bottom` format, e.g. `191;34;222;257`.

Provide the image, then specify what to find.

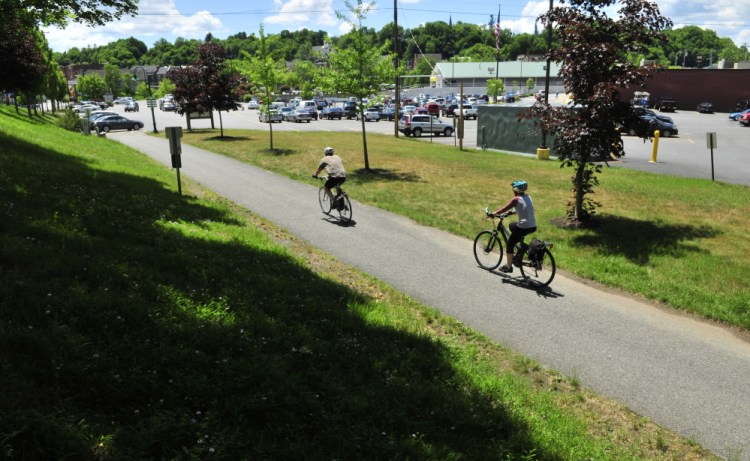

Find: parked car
88;110;117;121
91;115;143;133
655;97;677;112
279;107;294;120
320;106;344;120
739;112;750;127
343;102;357;119
300;106;319;120
247;100;259;110
287;109;312;123
442;104;459;117
382;107;403;121
161;100;176;111
113;97;134;105
424;102;441;117
72;103;100;113
734;99;750;112
458;104;478;120
259;109;283;123
643;114;678;137
357;107;381;122
728;108;750;121
398;114;454;137
124;101;139;112
696;102;713;113
402;105;417;115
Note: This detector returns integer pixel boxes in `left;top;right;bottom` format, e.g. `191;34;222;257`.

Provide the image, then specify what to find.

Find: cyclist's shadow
321;215;357;227
483;268;564;299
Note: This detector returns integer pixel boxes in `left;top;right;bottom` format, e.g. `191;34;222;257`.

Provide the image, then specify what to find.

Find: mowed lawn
181;127;750;331
0;106;722;459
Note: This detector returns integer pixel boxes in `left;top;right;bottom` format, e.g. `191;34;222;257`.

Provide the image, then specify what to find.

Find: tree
242;24;285;149
0;18;47;98
154;78;176;99
528;0;671;225
198;42;241;137
76;73;108;100
487;78;505;103
168;65;205;132
0;0;137;28
322;0;400;171
104;63;123;96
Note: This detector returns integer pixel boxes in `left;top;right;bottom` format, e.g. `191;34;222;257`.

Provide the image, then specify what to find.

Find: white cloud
265;0;337;28
44;0;223;51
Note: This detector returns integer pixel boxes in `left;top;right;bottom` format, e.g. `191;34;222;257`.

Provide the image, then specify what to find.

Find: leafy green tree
77;73;108;100
323;0;400;171
486;79;504;103
134;82;150;99
528;0;671;224
243;24;285;149
525;77;534;95
104;63;124;96
460;43;497;62
154;78;176;99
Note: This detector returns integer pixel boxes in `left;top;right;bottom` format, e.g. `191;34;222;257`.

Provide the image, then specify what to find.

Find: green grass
180;128;750;331
0;107;721;459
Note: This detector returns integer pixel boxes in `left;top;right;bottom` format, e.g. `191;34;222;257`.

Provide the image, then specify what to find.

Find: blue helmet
511;180;528;192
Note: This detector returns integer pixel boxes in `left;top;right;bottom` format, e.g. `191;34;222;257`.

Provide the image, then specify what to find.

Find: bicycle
315;175;352;223
473;208;556;287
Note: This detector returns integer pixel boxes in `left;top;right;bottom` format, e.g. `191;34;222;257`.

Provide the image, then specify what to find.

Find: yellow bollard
536;147;550;160
649;130;660;163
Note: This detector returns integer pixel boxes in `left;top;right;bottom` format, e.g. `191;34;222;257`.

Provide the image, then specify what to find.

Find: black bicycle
473;208;556;287
316;175;352;223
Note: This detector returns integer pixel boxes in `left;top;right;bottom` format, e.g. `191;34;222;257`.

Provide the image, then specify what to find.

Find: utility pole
393;0;400;137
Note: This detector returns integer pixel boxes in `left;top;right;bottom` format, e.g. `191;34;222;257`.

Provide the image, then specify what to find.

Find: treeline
54;22;749;71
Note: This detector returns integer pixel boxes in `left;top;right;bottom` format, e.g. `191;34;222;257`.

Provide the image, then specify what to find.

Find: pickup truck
655;97;677;112
457;104;478;120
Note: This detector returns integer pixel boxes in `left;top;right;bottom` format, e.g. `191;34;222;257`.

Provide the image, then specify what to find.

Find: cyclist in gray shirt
489;180;537;273
313;146;346;205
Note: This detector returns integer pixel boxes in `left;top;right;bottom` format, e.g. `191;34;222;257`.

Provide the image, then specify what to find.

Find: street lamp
132;66;158;133
540;0;553;151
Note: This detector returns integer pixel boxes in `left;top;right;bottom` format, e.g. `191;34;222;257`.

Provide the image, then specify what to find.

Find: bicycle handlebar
485;208;515;219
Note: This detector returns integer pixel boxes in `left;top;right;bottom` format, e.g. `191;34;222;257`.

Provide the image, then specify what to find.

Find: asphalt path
125;99;750;186
110;128;750;460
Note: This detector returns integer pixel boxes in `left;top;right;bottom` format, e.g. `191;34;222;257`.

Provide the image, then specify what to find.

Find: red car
738;112;750;127
424;102;441;116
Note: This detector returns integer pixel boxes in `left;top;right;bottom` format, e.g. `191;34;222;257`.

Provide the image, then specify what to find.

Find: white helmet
324;146;334;156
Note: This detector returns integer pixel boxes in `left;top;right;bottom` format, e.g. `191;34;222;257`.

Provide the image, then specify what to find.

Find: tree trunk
269;121;274;150
219;111;224;137
574;160;586;221
360;112;369;171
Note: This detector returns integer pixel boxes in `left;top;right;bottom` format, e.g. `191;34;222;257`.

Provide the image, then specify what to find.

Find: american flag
494;5;501;51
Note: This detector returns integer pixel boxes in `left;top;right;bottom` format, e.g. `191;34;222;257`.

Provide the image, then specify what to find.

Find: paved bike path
112;131;750;460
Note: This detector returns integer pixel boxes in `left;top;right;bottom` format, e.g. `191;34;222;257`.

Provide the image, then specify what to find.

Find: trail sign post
706;132;717;181
165;126;183;195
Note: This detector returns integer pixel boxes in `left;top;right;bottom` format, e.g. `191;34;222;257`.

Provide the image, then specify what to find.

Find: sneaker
499;265;513;273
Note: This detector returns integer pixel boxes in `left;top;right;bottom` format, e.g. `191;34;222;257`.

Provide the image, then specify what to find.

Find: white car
259;109;283;123
247;100;259;109
357;107;381;122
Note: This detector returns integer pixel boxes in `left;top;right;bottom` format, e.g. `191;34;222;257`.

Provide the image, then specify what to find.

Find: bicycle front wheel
473;231;503;270
520;247;556;287
337;194;352;223
319;187;332;214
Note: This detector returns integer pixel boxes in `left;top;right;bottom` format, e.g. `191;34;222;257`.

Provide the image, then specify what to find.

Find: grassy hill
0;106;721;459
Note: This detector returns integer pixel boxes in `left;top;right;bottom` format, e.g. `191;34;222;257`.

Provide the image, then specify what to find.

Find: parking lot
109;100;750;186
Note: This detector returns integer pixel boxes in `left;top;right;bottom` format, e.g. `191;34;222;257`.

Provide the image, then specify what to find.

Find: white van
300;100;317;109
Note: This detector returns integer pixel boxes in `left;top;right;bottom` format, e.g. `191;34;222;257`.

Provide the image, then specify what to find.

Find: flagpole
495;3;501;80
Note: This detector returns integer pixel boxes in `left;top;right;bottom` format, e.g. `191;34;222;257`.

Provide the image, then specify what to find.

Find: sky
43;0;750;53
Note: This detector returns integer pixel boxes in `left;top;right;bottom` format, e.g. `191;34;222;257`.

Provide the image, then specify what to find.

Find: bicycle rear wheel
318;187;332;214
520;247;556;287
473;231;503;270
337;194;352;223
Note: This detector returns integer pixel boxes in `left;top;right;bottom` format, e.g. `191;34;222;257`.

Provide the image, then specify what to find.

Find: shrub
56;108;83;132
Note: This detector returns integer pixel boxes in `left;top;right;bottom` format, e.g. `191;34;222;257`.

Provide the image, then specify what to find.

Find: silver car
398;114;454;137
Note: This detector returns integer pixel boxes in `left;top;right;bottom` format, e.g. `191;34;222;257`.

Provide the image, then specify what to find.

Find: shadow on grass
0;133;562;460
204;135;254;142
570;214;720;265
258;147;297;156
352;168;422;183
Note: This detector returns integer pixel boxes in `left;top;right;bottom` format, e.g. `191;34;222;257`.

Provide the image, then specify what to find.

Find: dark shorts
325;176;346;190
507;223;536;252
